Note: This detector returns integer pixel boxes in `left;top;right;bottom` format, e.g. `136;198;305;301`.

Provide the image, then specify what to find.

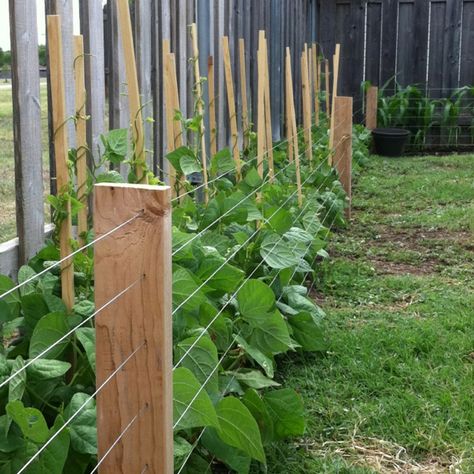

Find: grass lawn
266;154;474;473
0;83;50;242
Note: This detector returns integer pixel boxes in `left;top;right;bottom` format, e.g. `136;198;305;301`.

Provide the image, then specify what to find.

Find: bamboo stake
312;44;320;126
329;43;341;157
116;0;146;182
301;51;313;165
222;36;241;180
238;38;250;150
73;35;88;247
190;23;208;202
47;15;74;310
257;33;266;179
285;48;302;207
262;35;274;181
325;59;330;120
208;56;217;157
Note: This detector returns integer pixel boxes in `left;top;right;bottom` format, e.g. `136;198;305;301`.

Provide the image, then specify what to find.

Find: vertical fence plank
79;0;106;171
47;15;74;310
73;35;88;246
366;85;378;130
94;183;172;474
333;96;353;219
9;0;44;264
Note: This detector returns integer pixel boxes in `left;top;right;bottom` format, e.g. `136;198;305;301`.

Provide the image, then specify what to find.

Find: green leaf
244;167;263;188
249;311;292;355
29;312;70;360
260;233;306;269
6;400;49;443
174;436;193;470
234;335;274;378
0;415;24;453
232;369;280;389
173;267;206;314
106;128;128;157
263;388;306;439
21;294;50;333
210;148;235;177
201;428;251;474
173;367;219;431
0;275;20;317
166;146;195;174
237;279;275;320
8;356;26;403
175;335;219;394
264;207;293;234
26;359;71;380
180;154;202;175
17;266;37;296
242;389;274;445
96;170;125;183
215;396;265;463
288;311;326;351
73;300;95;319
63;393;97;454
75;328;96;373
196;256;245;294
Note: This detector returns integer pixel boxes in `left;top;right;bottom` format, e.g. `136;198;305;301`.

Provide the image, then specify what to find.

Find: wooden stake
286;48;302;207
366;85;378;130
222;36;241;180
301;51;313;165
325;59;330;120
257;33;266;179
116;0;146;182
312;44;320;126
47;15;74;310
190;24;208;202
329;44;341;155
73;35;88;247
208;56;217;157
262;36;274;180
332;96;353;219
94;183;172;474
239;38;250;150
285;51;294;164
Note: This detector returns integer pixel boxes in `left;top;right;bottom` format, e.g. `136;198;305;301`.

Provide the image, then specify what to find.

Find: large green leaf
26;359;71;380
63;393;97;455
234;335;274;378
175;335;219;394
180;154;202;175
215;396;265;463
166;146;195;174
260;233;306;269
232;370;280;389
173;367;219;431
6;400;49;443
237;279;275;320
0;415;24;453
196;256;244;294
29;312;70;360
21;294;50;333
242;389;274;445
210;148;235;177
8;356;26;403
172;266;207;314
288;312;326;351
249;311;292;355
0;275;20;317
263;388;306;439
75;328;96;373
17;266;37;296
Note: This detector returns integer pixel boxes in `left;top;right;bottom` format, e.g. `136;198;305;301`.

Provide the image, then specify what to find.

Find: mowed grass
0;83;50;242
265;154;474;473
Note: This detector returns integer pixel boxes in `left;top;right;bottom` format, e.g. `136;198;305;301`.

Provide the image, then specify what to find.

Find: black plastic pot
372;128;410;157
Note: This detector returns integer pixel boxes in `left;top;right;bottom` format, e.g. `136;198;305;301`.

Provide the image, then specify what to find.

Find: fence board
460;1;474;87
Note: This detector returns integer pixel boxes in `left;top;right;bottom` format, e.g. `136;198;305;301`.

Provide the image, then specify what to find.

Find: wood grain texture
8;0;44;264
116;0;146;182
262;36;274;181
325;59;330;120
238;38;250;150
47;15;74;310
73;35;88;246
312;43;320;126
329;43;340;156
256;32;266;179
366;85;378;130
207;56;217;157
333;96;352;220
222;36;241;180
94;183;172;474
301;50;313;165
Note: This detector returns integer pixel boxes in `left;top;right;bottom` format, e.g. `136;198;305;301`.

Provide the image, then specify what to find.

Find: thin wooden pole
94;182;172;474
332;96;353;219
366;85;378;130
325;59;330;120
285;51;294;164
312;44;320;126
74;35;88;246
169;54;183;149
116;0;146;182
329;44;341;155
238;38;250;150
190;23;208;202
262;36;274;180
301;51;313;165
47;15;74;311
257;33;266;179
286;48;302;207
208;56;217;157
222;36;241;180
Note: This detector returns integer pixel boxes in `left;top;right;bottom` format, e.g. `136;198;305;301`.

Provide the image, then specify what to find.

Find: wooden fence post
47;15;74;310
116;0;146;182
325;59;330;120
333;96;353;220
329;43;341;155
238;39;250;150
208;56;217;158
312;44;320;126
94;183;172;474
190;24;209;202
9;0;44;264
222;36;242;180
301;50;313;165
257;33;266;179
366;85;378;130
73;35;88;246
262;35;274;180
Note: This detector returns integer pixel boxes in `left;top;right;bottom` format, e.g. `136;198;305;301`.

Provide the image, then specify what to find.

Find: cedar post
329;44;341;157
73;35;88;246
262;35;274;180
94;183;172;473
325;59;330;120
238;39;250;150
257;35;266;179
222;36;241;180
208;56;217;157
366;86;378;130
47;15;74;310
312;44;320;126
333;96;353;220
301;51;313;165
